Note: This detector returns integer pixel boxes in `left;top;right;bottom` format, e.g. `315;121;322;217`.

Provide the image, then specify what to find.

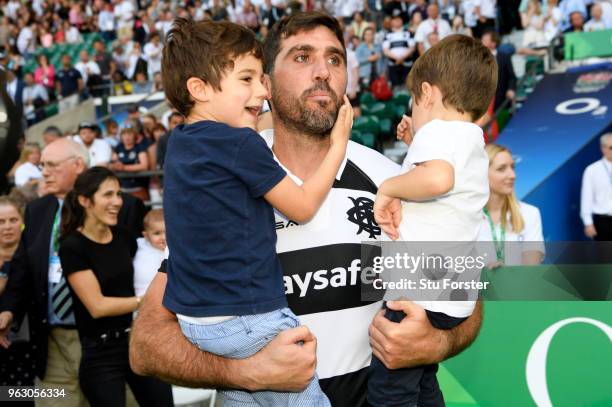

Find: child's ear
420;82;434;107
186;77;211;103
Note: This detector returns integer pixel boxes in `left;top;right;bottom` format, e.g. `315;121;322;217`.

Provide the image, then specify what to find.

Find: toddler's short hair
143;209;164;231
407;34;498;121
162;18;263;117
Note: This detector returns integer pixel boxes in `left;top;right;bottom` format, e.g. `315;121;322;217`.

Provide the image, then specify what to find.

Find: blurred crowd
1;0;610;127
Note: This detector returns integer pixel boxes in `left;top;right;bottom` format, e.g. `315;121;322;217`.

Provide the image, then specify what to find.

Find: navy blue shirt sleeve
233;131;287;198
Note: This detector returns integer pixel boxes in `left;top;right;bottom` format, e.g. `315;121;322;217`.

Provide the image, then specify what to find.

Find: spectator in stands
132;72;150;94
260;0;285;29
143;33;162;80
38;24;53;48
34;54;55;100
544;0;563;42
384;0;411;23
56;54;83;113
5;69;24;116
13;142;42;188
408;11;423;37
473;0;497;38
98;2;116;42
75;50;102;96
133;209;166;297
58;167;173;406
93;40;113;83
559;0;587;31
115;0;136;41
151;71;163;92
110;127;149;201
104;119;120;148
0;196;37;388
112;69;133;95
42;126;63;146
0;139;90;405
451;15;473;37
127;42;148;81
563;10;585;32
356;27;383;89
16;20;36;58
74;121;112;168
64;21;82;44
351;11;370;38
147;123;166;173
584;3;608;31
482;31;517;111
210;0;230;21
383;14;417;89
521;0;548;48
409;0;428;22
415;2;452;55
156;111;184;170
479;144;545;266
581;133;612;241
235;0;260;31
22;72;49;125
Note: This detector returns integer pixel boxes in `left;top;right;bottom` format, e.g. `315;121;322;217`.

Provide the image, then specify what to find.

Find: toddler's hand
330;95;353;148
374;191;402;240
396;115;414;145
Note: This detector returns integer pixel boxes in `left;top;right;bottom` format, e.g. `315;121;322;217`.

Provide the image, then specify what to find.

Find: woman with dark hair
59;167;172;407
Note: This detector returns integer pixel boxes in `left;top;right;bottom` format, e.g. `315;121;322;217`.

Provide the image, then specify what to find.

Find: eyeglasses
39;156;76;171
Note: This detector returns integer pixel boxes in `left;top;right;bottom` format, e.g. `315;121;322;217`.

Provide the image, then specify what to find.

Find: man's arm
368;300;483;369
129;272;317;390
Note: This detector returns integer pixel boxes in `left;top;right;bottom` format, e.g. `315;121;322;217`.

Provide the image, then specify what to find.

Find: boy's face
143;220;166;251
206;54;268;131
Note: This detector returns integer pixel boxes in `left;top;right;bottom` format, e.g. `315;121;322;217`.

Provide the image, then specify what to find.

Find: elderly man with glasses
0;137;146;407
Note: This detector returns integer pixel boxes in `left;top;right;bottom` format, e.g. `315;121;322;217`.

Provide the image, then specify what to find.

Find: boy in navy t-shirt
160;19;352;406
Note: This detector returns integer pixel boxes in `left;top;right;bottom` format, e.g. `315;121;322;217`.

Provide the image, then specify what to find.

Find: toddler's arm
264;95;353;223
379;159;454;202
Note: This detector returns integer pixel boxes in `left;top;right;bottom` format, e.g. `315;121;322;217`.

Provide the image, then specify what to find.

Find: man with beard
129;12;483;406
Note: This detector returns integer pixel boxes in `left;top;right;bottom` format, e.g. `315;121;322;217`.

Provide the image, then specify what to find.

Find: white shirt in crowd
73;136;112;167
477;201;545;266
580;158;612;226
66;26;82;44
143;41;163;77
98;9;115;32
115;0;135;29
462;0;478;27
74;60;101;84
474;0;497;19
584;18;607;31
17;26;34;55
382;29;416;66
334;0;363;18
14;161;42;187
414;18;452;51
398;119;489;318
133;238;166;297
346;48;359;96
6;0;21;20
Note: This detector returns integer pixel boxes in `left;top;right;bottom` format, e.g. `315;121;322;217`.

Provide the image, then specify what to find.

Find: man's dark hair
43;125;62;138
161;18;263;117
483;29;500;46
263;11;346;75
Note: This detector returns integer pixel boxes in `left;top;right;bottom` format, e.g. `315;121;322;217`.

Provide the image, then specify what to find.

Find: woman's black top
59;226;137;340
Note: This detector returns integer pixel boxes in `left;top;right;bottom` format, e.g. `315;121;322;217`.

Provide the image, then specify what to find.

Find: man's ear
186;77;211;104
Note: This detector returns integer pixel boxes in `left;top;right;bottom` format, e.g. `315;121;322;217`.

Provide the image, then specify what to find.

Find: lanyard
52;205;62;255
484;208;505;263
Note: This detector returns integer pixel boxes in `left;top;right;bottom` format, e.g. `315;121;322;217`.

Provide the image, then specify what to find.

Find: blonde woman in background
478;144;545;267
12;142;42;188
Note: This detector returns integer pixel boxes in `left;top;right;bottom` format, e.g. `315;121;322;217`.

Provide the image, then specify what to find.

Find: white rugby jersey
261;130;400;407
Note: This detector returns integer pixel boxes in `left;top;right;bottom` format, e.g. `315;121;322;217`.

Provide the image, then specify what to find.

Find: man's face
62;55;71;68
481;33;496;51
427;4;439;20
592;5;602;20
40;142;83;197
79;128;95;145
24;73;33;86
169;114;184;130
570;12;584;29
602;137;612;162
270;27;347;138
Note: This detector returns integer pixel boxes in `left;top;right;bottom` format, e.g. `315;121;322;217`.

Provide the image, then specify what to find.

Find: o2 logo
555;98;608;116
